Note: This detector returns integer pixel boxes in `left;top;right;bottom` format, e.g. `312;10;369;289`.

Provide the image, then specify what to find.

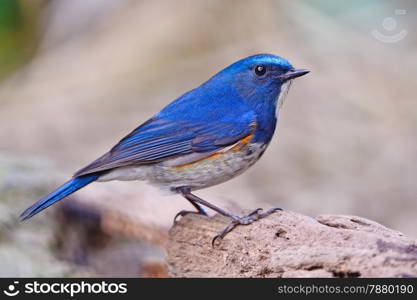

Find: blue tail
20;174;100;221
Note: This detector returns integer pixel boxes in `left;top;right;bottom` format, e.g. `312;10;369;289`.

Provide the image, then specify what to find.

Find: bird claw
212;207;282;247
173;209;209;224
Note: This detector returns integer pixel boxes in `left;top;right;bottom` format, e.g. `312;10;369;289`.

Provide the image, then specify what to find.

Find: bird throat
277;80;292;111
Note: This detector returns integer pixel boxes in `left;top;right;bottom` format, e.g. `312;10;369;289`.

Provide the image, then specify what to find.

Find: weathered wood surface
167;210;417;277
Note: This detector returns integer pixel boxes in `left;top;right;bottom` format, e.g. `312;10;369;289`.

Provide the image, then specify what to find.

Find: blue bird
20;54;309;244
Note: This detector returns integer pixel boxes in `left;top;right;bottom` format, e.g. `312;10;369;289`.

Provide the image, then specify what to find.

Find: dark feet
212;207;282;247
173;207;209;224
175;187;282;246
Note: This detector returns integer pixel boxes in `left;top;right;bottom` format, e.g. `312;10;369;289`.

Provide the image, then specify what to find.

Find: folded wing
74;114;256;177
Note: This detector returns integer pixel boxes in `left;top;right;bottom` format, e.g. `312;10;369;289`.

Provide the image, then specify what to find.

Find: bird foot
212;207;282;247
173;209;209;224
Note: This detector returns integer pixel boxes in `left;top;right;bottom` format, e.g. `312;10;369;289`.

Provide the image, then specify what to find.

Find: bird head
216;54;309;110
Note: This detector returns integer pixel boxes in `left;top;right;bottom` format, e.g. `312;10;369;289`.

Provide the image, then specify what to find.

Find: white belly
97;142;266;192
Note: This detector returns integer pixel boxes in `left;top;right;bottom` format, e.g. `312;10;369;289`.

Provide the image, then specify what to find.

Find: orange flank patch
229;133;253;152
173;133;254;169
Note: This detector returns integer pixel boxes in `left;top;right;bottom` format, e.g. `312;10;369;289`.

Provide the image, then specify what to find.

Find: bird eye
254;65;266;76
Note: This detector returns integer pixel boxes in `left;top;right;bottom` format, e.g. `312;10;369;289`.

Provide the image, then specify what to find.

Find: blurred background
0;0;416;277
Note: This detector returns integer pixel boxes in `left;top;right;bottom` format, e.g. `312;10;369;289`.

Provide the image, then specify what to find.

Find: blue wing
74;113;256;177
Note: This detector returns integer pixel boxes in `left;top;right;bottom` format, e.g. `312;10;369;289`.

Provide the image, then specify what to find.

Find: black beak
280;69;310;81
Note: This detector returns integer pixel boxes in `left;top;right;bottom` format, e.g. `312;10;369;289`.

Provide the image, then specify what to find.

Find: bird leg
176;187;282;246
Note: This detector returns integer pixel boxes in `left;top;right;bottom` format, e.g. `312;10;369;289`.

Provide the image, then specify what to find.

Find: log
167;210;417;277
